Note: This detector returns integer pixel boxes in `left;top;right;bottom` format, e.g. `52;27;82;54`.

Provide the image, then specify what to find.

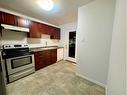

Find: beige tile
6;60;105;95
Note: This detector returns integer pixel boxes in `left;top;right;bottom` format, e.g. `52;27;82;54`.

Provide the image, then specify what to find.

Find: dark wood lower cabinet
51;49;57;63
34;49;57;71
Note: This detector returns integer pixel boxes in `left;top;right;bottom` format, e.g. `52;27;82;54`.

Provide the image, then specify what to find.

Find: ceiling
0;0;94;26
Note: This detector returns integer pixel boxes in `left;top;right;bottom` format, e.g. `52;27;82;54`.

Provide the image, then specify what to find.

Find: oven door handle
6;54;34;60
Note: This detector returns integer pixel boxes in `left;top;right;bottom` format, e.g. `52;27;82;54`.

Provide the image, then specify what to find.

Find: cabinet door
44;49;57;66
51;49;57;64
56;28;60;39
57;48;64;62
47;25;53;35
28;21;41;38
50;27;60;39
44;50;51;65
34;51;47;71
0;11;3;23
2;12;17;26
50;26;56;39
39;23;49;34
17;17;30;28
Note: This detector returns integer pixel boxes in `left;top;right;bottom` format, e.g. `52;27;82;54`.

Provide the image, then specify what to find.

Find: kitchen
0;5;65;94
0;10;65;79
0;0;126;95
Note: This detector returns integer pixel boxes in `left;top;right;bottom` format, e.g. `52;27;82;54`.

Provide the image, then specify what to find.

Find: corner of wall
76;73;106;88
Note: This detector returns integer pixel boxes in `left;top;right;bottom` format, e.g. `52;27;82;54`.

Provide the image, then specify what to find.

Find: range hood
1;24;29;32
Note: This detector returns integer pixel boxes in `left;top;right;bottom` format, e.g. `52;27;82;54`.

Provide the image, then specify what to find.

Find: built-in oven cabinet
34;49;57;71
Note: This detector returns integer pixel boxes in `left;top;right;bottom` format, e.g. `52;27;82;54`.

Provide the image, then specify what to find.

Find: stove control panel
3;44;29;49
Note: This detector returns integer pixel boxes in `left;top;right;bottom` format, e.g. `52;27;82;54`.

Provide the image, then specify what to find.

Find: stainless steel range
2;44;35;83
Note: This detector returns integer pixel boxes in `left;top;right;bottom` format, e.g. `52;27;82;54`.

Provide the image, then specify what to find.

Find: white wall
59;22;77;60
107;0;126;94
76;0;116;86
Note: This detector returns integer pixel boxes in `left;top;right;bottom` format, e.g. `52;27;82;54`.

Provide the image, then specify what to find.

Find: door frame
67;31;76;63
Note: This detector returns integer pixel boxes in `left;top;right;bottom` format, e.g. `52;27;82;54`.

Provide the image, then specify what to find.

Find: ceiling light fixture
38;0;54;11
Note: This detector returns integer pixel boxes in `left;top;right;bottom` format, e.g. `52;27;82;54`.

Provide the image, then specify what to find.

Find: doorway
67;31;76;62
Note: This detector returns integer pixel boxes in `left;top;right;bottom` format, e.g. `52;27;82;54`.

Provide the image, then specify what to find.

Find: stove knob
5;45;10;48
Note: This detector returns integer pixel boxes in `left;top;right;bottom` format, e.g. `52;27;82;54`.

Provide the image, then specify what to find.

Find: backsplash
27;38;60;48
1;29;27;45
0;30;60;48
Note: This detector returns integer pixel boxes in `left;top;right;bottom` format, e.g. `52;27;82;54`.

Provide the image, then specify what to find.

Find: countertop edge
30;47;64;52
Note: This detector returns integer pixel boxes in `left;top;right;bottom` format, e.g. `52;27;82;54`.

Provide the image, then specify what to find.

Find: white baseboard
76;73;106;88
67;57;76;63
105;85;108;95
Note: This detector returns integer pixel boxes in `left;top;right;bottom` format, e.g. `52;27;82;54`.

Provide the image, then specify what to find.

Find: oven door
6;55;35;75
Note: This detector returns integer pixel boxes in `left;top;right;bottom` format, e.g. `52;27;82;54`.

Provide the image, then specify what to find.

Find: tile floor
6;60;105;95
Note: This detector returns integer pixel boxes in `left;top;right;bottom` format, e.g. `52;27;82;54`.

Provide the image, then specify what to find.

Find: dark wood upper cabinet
2;12;17;26
28;21;41;38
55;28;60;39
17;17;30;28
36;23;60;39
39;23;49;34
0;11;3;23
0;11;61;39
46;26;53;35
50;27;60;39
